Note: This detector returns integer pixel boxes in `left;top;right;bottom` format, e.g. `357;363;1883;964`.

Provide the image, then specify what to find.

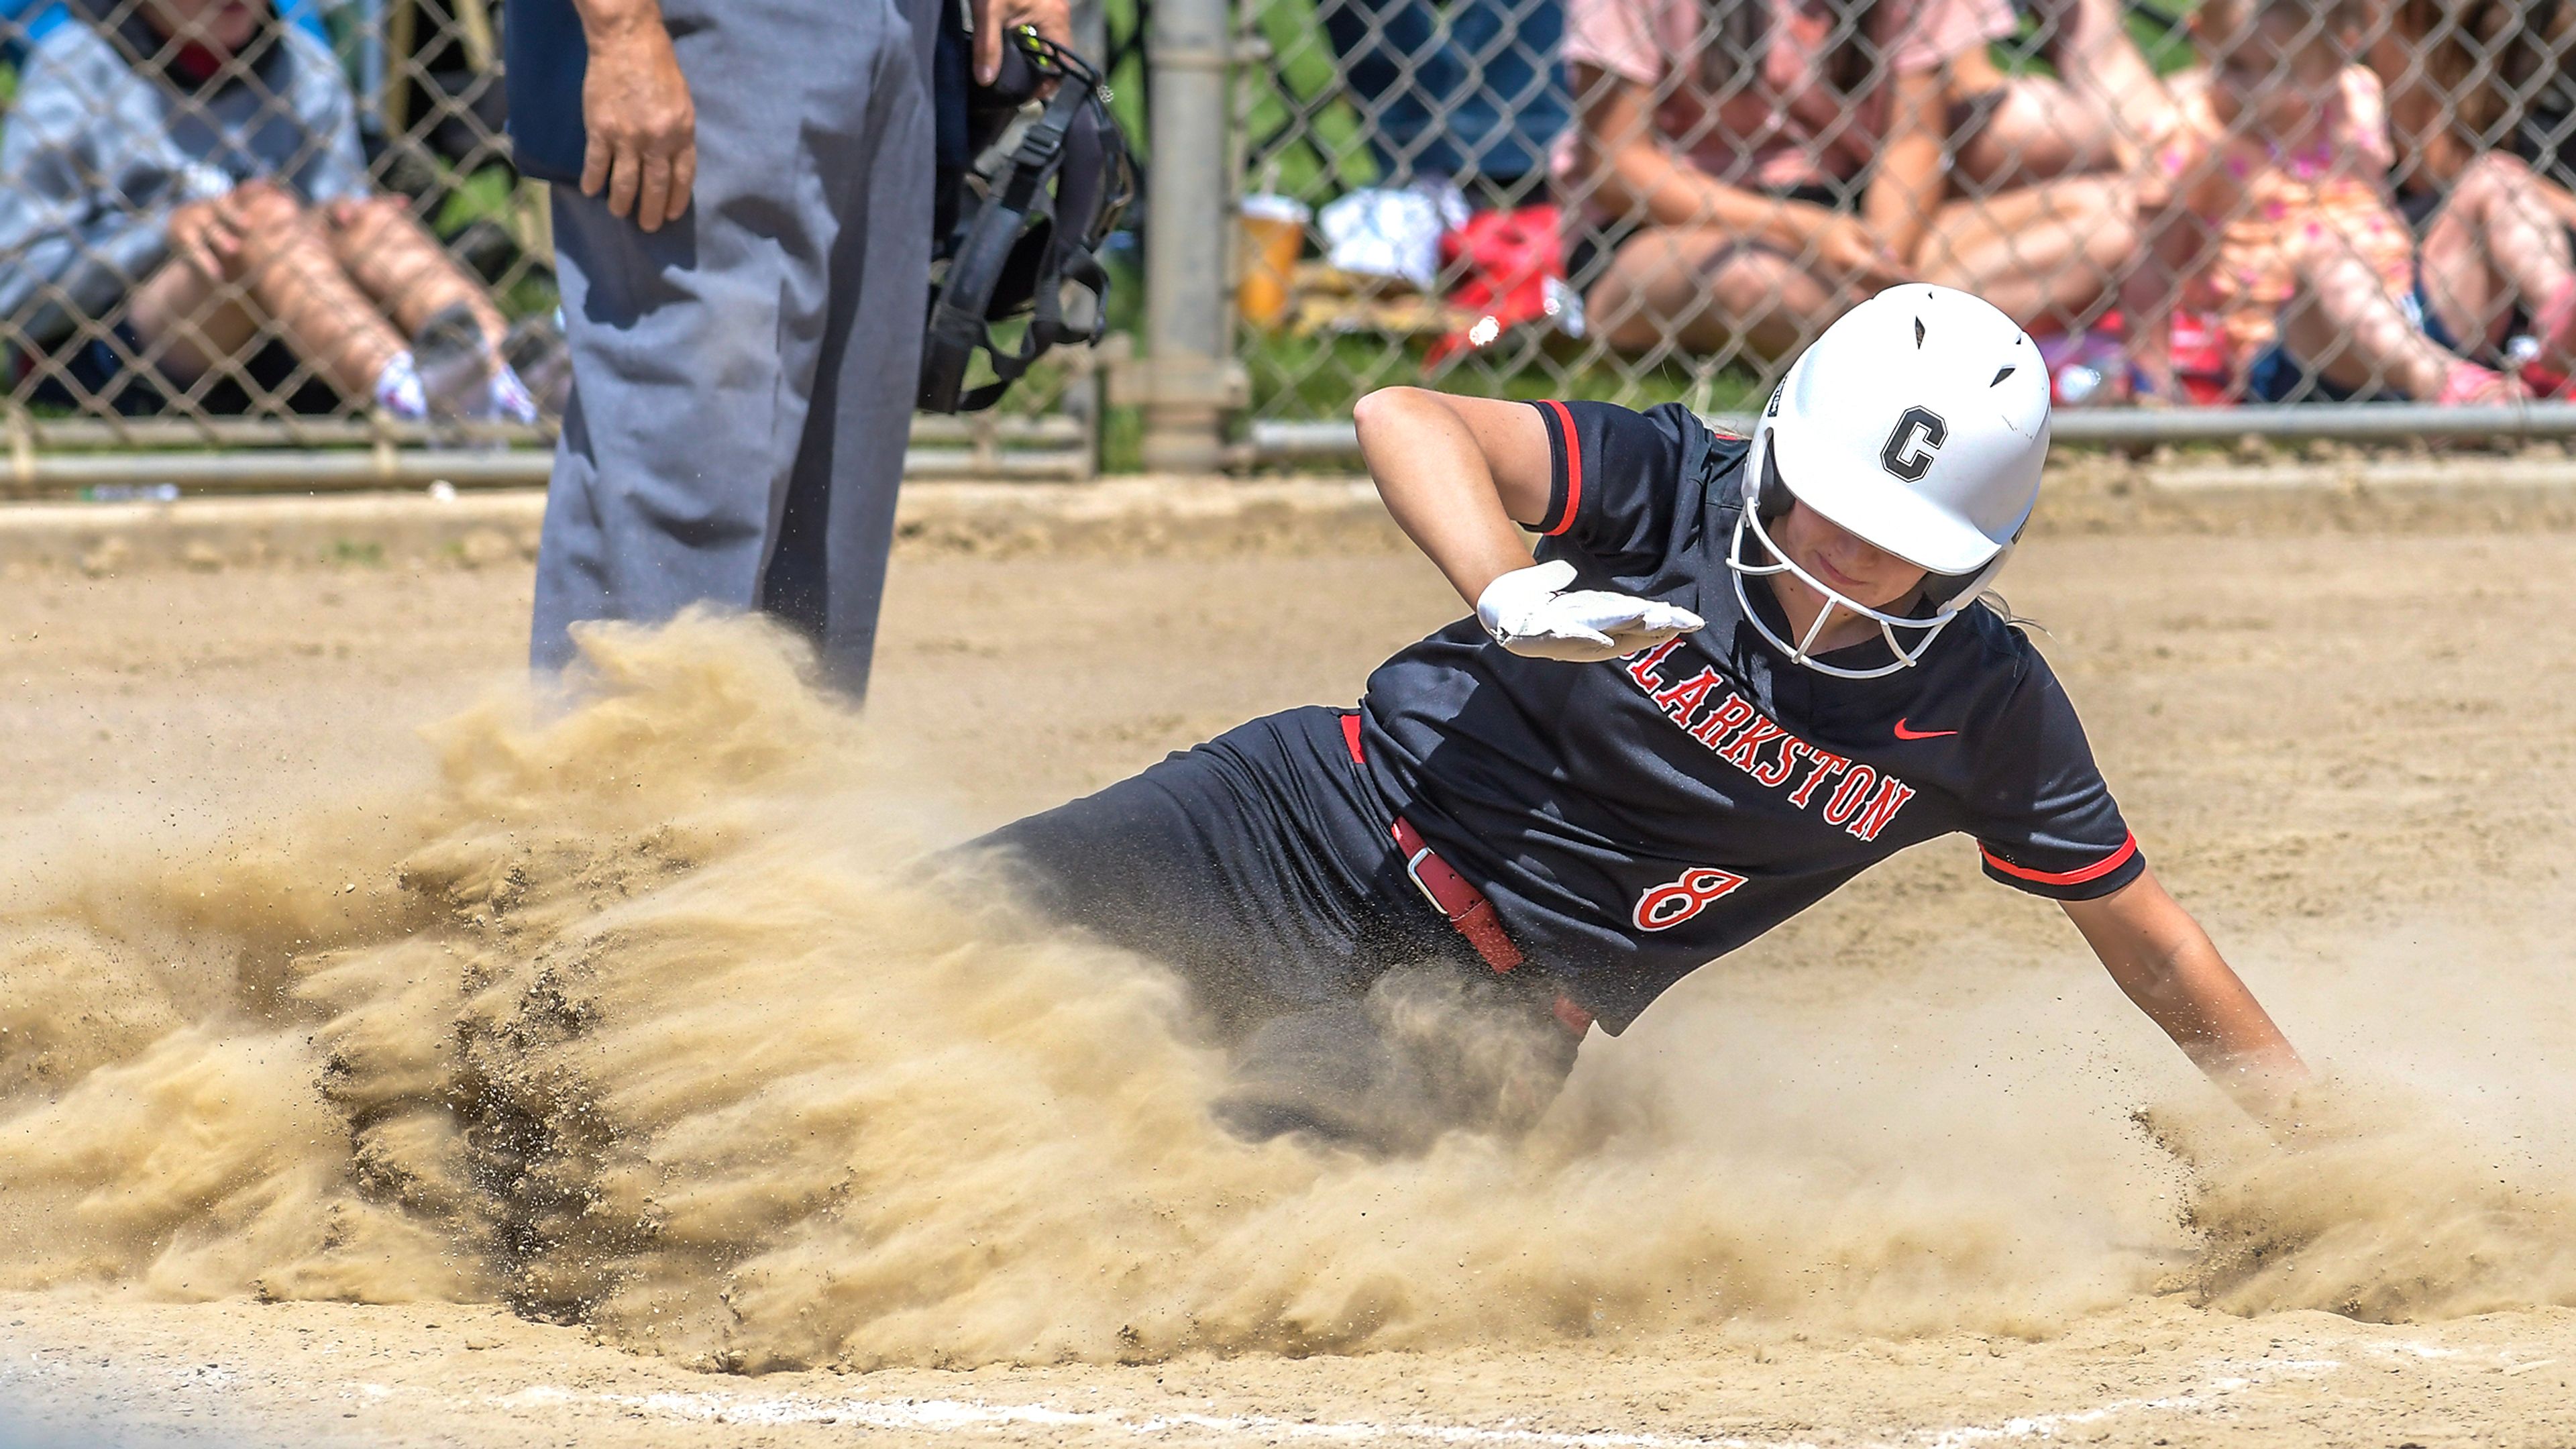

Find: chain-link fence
1229;0;2576;453
12;0;2576;487
0;0;1099;486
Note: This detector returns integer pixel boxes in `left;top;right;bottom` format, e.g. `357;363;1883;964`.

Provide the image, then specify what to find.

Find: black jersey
1352;399;2144;1034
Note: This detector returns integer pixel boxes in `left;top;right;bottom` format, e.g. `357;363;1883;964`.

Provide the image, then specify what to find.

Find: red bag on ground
2167;310;2234;407
1430;205;1577;367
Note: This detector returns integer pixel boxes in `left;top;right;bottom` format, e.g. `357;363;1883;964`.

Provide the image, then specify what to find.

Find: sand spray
1;614;2571;1369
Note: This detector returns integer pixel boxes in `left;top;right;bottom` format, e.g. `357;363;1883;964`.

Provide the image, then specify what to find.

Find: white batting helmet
1731;284;2052;679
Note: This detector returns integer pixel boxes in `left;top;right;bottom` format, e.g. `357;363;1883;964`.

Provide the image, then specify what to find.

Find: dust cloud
1;614;2571;1371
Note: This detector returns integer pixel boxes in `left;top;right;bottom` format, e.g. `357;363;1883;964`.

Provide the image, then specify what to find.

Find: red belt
1391;814;1525;971
1342;712;1593;1037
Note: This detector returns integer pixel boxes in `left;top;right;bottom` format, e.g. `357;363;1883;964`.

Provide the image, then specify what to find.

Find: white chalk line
496;1386;1777;1447
0;1335;2365;1446
489;1354;2347;1448
1913;1358;2341;1449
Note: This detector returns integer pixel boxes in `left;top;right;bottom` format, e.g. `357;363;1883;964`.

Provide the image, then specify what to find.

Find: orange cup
1237;195;1311;329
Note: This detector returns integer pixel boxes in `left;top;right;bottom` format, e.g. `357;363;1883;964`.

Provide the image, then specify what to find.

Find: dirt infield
5;482;2576;1446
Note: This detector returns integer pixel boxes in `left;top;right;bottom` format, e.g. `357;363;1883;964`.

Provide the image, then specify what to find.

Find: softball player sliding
977;286;2306;1148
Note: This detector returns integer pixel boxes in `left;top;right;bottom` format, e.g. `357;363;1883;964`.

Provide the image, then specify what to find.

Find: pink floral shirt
2147;66;2416;368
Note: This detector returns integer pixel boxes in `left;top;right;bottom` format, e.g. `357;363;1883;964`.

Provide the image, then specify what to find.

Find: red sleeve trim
1980;832;2139;886
1538;398;1582;536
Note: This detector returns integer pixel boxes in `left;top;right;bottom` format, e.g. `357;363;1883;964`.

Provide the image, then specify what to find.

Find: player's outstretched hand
1477;560;1705;663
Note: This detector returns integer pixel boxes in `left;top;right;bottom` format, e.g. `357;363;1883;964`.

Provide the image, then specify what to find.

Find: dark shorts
2247;274;2460;404
969;704;1581;1150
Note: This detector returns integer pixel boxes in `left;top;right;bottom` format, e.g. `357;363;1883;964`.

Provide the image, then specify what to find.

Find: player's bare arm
1357;387;1704;663
2063;869;2310;1120
1868;62;1947;272
1352;388;1550;603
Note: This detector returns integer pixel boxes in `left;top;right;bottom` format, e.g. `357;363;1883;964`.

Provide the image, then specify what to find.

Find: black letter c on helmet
1880;407;1949;483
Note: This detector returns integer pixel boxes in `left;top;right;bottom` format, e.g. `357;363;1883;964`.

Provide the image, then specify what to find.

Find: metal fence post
1140;0;1238;472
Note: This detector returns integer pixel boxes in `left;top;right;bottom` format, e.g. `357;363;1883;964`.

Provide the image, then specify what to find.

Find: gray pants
531;0;935;695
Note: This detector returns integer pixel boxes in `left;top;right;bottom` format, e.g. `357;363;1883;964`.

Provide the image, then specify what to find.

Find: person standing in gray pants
514;0;1067;694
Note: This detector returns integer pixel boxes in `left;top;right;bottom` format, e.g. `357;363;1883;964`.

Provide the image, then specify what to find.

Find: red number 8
1632;866;1746;932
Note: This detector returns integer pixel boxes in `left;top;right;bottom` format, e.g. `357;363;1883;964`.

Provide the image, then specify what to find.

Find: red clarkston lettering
1622;645;1919;843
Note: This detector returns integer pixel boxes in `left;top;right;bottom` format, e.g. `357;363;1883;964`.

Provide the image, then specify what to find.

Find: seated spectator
1556;0;2147;362
2369;0;2576;373
2377;0;2576;199
0;0;537;419
1945;0;2135;189
2119;0;2566;403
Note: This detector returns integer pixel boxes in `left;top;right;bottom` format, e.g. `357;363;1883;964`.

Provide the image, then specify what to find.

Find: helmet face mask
1727;436;1995;679
1727;285;2050;681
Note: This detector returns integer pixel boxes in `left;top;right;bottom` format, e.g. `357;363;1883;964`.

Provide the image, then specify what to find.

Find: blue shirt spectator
0;0;364;347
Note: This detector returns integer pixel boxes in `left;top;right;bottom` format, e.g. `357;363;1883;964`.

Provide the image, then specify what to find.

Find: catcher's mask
920;25;1134;414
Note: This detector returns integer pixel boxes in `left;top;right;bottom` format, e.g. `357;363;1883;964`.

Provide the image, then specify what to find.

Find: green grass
1100;401;1144;472
2129;4;2204;75
423;164;561;321
1246;330;1770;424
433;165;518;237
1102;0;1146;162
498;272;559;323
1990;3;2201;78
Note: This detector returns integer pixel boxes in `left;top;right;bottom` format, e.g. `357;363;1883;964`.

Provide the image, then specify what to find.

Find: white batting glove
1475;559;1705;663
